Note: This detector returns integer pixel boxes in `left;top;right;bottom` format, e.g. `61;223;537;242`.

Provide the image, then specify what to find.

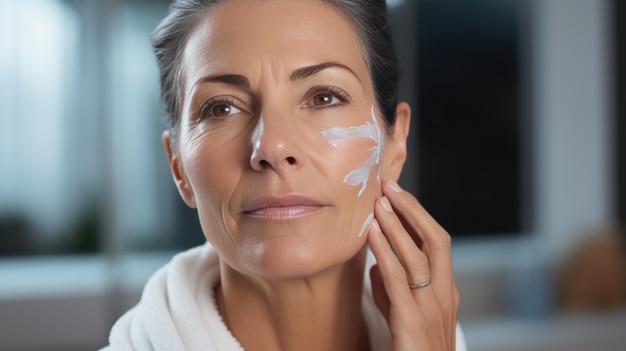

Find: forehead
182;0;368;84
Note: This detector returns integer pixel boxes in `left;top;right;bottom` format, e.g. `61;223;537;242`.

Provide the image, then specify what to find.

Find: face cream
250;118;264;161
321;106;384;197
358;212;374;237
321;106;385;237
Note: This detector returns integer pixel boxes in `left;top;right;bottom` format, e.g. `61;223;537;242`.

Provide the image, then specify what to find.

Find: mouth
242;195;328;219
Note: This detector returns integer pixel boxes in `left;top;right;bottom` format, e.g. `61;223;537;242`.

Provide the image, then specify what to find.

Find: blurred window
0;0;204;258
414;0;529;237
0;0;84;255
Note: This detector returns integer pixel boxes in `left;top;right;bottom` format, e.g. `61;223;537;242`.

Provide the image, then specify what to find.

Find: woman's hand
368;180;460;351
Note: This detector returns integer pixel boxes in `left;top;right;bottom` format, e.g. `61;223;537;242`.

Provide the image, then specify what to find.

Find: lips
242;195;327;219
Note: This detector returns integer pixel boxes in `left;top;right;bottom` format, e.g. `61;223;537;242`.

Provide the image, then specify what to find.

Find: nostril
260;160;269;167
286;156;296;165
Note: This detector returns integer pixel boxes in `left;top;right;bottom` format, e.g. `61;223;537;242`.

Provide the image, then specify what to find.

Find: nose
249;113;304;172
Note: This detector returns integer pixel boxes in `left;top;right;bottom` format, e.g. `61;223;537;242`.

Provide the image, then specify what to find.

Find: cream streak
250;118;264;161
358;212;374;238
321;106;384;197
321;106;384;237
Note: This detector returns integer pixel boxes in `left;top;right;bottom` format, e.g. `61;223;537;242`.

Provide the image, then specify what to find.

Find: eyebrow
191;61;360;93
192;74;250;92
290;62;361;82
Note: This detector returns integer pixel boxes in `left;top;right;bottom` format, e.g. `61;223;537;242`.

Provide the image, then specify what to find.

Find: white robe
102;243;467;350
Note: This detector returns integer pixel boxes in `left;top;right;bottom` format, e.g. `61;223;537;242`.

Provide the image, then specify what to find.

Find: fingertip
371;218;382;233
367;219;384;252
379;196;393;212
382;181;404;201
385;180;403;193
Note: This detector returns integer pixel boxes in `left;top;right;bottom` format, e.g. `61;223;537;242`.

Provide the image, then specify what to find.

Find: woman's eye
311;92;342;107
202;101;242;119
312;93;335;106
306;87;350;108
211;103;235;117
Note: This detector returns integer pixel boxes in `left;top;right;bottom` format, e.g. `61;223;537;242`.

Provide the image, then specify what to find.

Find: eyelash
306;85;351;107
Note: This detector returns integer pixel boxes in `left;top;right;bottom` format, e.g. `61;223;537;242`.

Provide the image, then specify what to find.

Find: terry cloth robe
102;242;467;350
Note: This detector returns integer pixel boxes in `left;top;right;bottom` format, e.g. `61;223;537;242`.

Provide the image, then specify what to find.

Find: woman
103;0;466;350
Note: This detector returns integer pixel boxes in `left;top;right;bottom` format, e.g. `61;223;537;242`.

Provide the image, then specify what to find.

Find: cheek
181;120;251;205
321;106;385;196
320;106;385;237
181;136;246;232
325;139;378;188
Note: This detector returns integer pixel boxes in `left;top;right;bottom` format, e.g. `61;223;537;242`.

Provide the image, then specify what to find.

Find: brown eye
306;86;350;108
312;93;335;106
201;99;242;119
211;103;232;117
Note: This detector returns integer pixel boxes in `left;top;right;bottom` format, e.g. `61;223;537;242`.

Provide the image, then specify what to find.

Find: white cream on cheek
358;212;375;238
250;118;264;160
321;106;385;237
321;106;384;196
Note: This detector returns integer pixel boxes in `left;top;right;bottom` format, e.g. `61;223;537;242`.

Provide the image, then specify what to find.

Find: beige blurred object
560;227;626;310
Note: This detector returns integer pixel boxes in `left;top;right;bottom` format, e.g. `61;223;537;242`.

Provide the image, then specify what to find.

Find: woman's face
165;0;408;279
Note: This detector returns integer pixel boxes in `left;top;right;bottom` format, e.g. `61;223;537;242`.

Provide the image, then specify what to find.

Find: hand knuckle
435;231;452;248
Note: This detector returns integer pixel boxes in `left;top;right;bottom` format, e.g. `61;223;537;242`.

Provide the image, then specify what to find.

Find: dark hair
152;0;399;146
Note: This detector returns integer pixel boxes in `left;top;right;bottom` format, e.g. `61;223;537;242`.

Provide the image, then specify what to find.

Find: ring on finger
408;277;432;289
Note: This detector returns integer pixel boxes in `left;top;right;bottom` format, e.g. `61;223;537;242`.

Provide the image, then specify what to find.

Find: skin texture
162;1;459;350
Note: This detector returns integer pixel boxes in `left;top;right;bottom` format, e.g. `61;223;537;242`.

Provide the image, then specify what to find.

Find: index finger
382;180;453;281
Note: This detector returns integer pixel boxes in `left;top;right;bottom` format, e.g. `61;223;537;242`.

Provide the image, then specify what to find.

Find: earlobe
384;102;411;181
162;131;197;208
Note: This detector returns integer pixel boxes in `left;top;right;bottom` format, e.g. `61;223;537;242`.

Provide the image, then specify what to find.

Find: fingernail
380;196;392;212
371;219;381;233
387;180;402;193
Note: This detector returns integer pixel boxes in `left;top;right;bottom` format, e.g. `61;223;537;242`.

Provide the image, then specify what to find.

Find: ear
382;102;410;182
162;131;197;208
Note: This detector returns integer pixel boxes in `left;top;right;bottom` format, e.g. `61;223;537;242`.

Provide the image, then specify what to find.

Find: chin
239;235;366;280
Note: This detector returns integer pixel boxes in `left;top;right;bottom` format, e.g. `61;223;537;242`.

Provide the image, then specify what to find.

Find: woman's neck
216;246;370;351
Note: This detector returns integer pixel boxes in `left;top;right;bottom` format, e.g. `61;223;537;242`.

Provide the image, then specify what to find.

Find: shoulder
103;243;244;350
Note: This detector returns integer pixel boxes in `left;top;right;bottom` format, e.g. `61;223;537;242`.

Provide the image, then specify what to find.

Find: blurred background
0;0;624;350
